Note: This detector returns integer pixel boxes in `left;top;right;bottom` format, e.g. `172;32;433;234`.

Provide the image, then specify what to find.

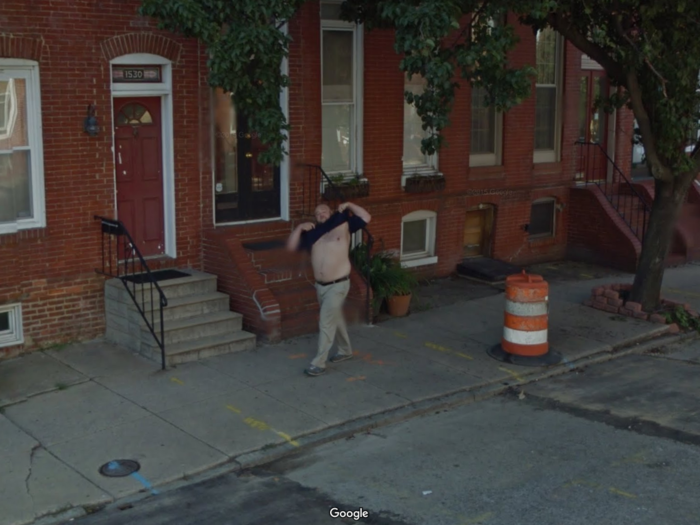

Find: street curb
233;325;684;471
35;326;695;525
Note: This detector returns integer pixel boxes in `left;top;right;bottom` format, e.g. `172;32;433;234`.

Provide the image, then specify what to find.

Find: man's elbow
364;213;372;224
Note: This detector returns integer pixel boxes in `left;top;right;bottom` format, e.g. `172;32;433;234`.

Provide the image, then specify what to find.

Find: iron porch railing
94;216;168;370
575;140;651;245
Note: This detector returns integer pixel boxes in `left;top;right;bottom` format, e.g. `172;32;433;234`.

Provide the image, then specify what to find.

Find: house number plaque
112;66;161;83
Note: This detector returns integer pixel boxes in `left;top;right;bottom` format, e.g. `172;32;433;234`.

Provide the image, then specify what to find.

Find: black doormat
242;239;287;251
122;269;190;284
456;257;522;283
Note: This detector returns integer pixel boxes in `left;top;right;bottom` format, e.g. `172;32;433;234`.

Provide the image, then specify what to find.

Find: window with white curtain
321;2;363;176
534;28;562;163
403;73;437;174
0;59;45;234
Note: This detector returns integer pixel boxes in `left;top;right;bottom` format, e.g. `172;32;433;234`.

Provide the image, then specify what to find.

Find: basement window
0;303;23;348
529;198;555;237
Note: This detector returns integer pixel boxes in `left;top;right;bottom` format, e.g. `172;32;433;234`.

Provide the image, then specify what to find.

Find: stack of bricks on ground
584;284;699;331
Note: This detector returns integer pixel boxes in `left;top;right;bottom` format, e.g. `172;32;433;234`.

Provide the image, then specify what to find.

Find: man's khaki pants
310;279;352;369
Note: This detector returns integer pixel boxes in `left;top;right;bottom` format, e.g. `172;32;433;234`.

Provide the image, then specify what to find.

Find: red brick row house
0;0;652;361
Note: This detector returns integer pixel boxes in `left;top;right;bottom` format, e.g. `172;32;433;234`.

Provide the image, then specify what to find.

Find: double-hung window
0;59;45;234
534;28;562;163
400;210;438;267
321;1;363;177
403;73;437;176
469;17;503;167
470;85;503;167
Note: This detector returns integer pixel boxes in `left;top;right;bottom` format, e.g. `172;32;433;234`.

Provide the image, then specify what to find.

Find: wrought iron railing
302;164;373;325
575;140;650;245
94;216;168;369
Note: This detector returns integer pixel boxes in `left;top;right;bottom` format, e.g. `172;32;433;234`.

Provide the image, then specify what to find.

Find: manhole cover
99;459;141;477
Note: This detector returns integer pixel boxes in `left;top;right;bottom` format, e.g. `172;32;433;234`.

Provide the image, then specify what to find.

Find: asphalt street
71;338;700;525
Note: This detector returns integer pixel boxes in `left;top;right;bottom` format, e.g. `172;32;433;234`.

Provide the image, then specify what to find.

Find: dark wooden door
114;97;164;257
578;71;609;181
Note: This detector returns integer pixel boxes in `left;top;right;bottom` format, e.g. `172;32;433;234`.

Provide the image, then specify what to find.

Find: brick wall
0;0;206;356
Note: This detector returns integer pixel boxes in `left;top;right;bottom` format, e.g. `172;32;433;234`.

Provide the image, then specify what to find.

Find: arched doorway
463;204;495;258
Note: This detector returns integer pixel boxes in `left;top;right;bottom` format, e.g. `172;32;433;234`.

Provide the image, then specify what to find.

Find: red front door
114;97;164;258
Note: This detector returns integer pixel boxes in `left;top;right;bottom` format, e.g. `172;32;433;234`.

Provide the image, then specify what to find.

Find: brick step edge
584;283;700;334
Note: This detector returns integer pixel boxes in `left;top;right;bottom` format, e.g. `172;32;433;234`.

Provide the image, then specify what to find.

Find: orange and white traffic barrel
488;270;561;366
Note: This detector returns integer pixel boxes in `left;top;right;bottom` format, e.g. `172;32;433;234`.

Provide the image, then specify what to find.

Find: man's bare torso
310;222;351;282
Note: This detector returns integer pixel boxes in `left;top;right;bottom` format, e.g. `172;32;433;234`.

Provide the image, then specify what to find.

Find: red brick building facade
0;0;635;358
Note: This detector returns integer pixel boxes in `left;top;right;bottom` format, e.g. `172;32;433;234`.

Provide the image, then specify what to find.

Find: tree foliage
139;0;306;165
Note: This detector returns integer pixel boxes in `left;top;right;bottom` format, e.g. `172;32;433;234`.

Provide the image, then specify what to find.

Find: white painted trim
401;256;438;268
215;216;282;227
0;60;46;235
0;303;24;348
110;53;176;258
280;21;290;221
400;210;437;262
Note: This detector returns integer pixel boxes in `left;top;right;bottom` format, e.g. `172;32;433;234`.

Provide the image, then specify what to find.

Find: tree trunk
630;173;696;311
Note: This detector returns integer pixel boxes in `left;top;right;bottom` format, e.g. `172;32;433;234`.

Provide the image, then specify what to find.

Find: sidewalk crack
26;443;41;512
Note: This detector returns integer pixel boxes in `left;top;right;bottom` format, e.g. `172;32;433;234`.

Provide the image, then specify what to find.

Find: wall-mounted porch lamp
84;104;99;136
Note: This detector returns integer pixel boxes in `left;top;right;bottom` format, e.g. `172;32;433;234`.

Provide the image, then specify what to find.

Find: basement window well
0;304;23;348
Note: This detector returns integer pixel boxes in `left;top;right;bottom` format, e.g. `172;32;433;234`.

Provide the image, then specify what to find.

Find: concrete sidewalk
2;265;700;525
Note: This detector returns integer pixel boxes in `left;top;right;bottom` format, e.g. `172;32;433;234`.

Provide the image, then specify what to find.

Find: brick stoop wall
567;186;640;272
203;230;283;343
584;283;699;334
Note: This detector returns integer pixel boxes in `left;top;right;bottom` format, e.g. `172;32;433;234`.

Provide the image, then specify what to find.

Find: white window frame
400;210;438;268
402;73;439;181
0;59;46;235
320;0;364;179
0;303;24;348
469;85;503;167
528;197;556;238
533;30;563;164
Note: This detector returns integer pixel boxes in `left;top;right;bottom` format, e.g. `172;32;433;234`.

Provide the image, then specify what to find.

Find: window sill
527;234;556;243
401;170;442;188
400;255;438;268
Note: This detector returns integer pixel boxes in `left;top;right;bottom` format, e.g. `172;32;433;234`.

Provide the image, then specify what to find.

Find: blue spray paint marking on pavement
131;472;159;495
562;357;575;370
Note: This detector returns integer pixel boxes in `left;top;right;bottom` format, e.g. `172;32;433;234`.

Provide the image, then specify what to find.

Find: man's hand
338;202;350;213
338;202;371;224
299;222;315;231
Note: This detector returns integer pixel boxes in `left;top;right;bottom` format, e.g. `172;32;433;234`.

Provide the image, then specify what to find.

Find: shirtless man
286;202;371;376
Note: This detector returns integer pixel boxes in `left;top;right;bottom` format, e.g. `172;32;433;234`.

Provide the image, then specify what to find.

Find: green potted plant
351;244;418;317
381;259;419;317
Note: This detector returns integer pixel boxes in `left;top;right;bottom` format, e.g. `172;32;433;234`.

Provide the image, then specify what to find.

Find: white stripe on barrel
503;327;548;345
505;299;548;317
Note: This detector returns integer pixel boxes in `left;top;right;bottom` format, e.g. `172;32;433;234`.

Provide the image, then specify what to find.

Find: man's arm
286;222;314;252
339;202;371;224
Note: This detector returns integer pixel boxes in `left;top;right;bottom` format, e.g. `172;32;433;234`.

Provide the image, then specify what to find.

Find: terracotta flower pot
386;293;412;317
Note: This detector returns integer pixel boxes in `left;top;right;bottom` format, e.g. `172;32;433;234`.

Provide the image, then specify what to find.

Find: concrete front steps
105;269;256;366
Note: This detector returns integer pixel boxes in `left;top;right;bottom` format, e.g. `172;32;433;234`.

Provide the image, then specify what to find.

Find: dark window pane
530;201;554;236
0;311;10;332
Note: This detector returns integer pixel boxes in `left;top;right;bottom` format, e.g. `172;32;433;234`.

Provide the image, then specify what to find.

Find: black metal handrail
575;140;651;245
302;164;373;325
94;216;168;369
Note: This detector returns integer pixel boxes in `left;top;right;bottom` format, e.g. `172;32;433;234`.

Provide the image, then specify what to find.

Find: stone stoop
104;268;256;366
